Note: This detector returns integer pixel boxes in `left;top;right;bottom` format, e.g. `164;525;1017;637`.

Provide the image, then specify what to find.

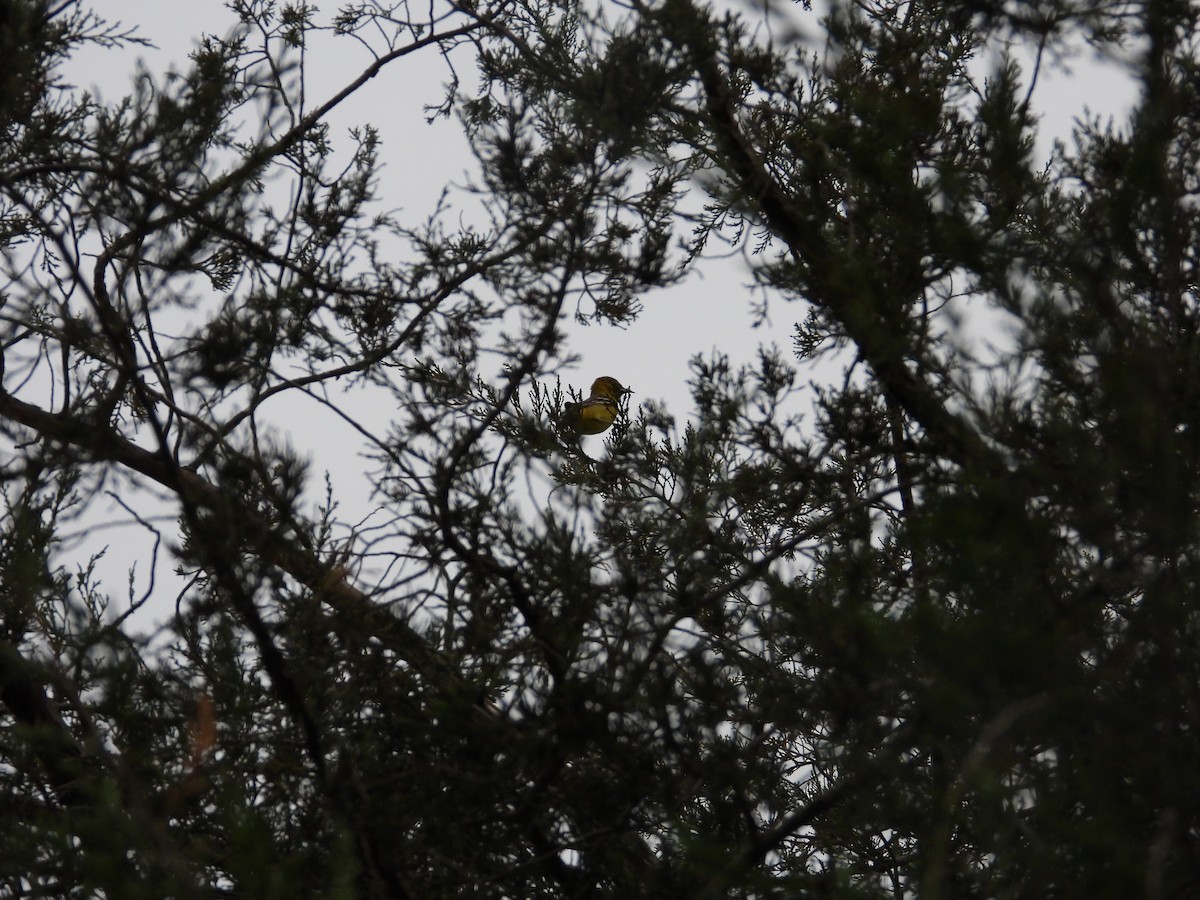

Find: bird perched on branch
559;376;631;436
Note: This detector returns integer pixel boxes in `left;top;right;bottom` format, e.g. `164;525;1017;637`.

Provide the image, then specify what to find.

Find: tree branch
0;637;89;805
0;388;483;701
662;0;1006;478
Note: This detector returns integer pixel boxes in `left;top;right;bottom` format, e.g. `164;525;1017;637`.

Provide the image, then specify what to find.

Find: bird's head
590;376;631;401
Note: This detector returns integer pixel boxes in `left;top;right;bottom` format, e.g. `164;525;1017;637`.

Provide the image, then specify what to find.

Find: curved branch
0;388;483;700
0;638;88;805
663;0;1006;478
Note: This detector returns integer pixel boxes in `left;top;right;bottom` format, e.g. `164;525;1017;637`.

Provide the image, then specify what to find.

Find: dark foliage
1;0;1198;896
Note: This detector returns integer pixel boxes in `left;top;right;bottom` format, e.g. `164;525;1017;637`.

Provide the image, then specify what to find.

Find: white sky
74;1;1142;414
57;0;1140;617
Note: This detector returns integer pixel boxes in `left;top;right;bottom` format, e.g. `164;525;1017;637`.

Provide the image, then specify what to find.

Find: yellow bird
559;376;632;436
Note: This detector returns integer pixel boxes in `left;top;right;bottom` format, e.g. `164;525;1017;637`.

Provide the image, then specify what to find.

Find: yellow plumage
559;376;631;436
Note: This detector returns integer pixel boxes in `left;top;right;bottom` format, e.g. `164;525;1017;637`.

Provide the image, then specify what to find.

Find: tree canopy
2;0;1199;896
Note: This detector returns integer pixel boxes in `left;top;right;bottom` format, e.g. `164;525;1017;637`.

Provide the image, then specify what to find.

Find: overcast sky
77;2;1136;405
59;1;1141;618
